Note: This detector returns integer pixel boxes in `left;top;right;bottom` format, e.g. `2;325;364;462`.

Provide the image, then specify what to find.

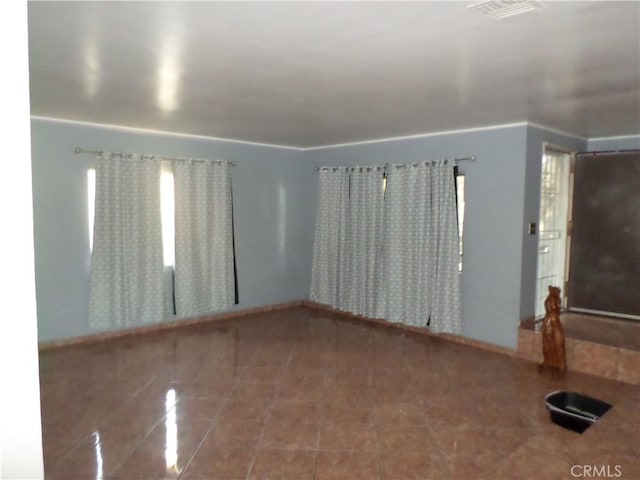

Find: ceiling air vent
469;0;542;19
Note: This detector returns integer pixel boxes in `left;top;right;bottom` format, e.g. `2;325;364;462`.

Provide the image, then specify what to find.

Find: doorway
535;145;572;317
535;148;640;320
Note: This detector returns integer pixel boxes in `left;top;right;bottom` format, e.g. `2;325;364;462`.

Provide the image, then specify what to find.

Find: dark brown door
568;151;640;318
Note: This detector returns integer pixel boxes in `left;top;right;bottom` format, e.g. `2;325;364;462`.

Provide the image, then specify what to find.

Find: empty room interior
8;1;640;479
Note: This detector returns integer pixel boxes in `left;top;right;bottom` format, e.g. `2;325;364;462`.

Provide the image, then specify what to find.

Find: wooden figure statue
539;285;566;375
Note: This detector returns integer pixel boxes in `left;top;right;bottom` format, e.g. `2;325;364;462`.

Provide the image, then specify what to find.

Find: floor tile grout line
101;385;178;478
240;350;298;480
244;398;270;480
176;375;241;479
175;421;216;480
40;308;640;479
311;363;326;480
47;374;166;475
423;414;449;477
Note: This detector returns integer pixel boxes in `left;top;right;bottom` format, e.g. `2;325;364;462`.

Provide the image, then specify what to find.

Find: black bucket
545;391;612;434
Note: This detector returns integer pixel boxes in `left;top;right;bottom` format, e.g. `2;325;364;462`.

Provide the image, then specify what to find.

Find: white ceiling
28;1;640;148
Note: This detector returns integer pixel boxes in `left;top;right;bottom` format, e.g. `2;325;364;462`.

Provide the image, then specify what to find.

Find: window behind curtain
454;167;465;272
88;166;175;267
380;167;465;271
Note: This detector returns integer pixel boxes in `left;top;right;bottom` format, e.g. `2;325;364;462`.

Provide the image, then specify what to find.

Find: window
87;168;95;251
88;167;176;267
160;166;175;267
382;168;465;271
454;167;465;272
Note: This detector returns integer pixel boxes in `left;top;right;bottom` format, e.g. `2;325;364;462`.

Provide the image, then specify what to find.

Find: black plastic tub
545;391;612;433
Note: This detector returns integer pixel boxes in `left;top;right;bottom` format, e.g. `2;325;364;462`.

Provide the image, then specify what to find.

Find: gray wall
31;118;310;342
303;125;531;349
32;117;625;349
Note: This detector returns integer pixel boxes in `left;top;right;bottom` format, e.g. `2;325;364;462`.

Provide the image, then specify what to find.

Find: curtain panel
88;157;165;329
310;168;350;307
341;168;385;318
381;161;461;333
173;161;235;318
310;160;462;334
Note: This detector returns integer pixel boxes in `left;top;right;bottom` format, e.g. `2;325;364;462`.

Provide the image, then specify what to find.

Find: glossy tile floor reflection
40;307;640;479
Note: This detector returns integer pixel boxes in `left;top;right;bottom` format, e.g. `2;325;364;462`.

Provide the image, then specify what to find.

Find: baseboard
302;300;515;357
39;299;515;358
38;300;305;352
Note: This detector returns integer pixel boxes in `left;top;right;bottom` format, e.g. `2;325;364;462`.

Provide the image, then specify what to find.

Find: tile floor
39;307;640;479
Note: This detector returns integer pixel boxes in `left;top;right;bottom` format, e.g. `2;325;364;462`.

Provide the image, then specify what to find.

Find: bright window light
160;168;175;267
87;166;175;268
382;172;464;270
88;168;96;252
456;174;465;272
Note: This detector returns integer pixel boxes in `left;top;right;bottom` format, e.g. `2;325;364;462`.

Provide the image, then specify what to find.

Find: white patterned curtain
430;161;462;333
88;156;165;329
380;161;461;333
310;168;350;307
342;168;385;317
173;161;235;318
